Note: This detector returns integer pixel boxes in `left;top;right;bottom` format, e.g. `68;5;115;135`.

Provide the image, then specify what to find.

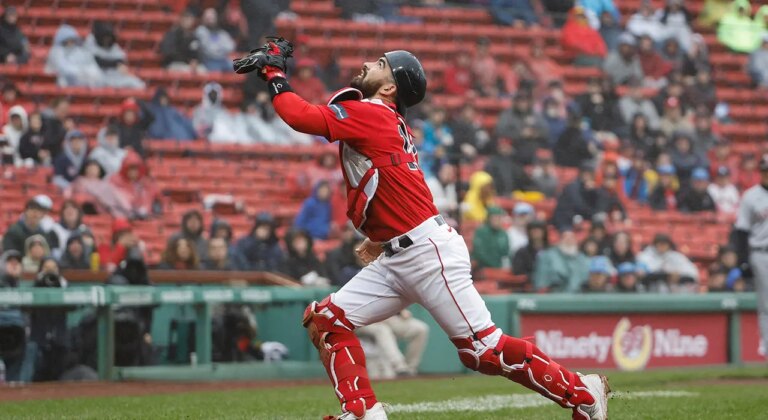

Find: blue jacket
294;182;332;240
234;222;284;272
146;88;196;140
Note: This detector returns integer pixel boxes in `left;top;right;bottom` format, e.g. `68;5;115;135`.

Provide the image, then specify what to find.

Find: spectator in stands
484;138;534;197
588;221;613;256
525;38;563;87
670;133;708;184
627;113;657;154
616;262;643;292
324;223;365;287
97;218;139;272
421;107;452;174
619;79;661;131
442;54;473;96
627;1;664;42
294;181;333;240
599;11;623;52
531;153;560;197
22;235;51;274
737;153;761;190
656;0;694;51
85;126;124;178
659;98;693;138
290;59;327;105
426;163;459;221
561;6;607;67
201;237;237;271
708;245;745;292
552;166;611;231
637;35;673;88
2;197;57;255
0;7;29;64
471;37;504;97
281;229;328;286
0;250;22;288
708;166;741;216
542;96;567;148
0;83;27;127
53;130;88;190
496;93;548;143
19;112;52;165
622;149;652;203
159;9;205;73
685;70;717;112
195;8;236;72
50;200;90;259
512;220;548;278
748;34;768;87
554;107;597;168
84;21;145;89
683;33;710;73
40;97;70;158
575;77;622;133
448;104;491;159
59;235;90;270
533;230;590;292
709;140;739;181
66;159;128;217
648;164;679;210
677;168;717;213
609;231;635;266
462;171;496;222
581;237;600;257
1;104;27;164
472;207;511;269
112;98;154;157
718;0;761;53
691;112;720;156
235;213;284;272
109;151;160;220
209;218;241;261
146;87;197;141
159;237;200;270
170;210;208;261
582;256;614;293
490;0;539;26
46;24;104;88
603;33;643;86
507;203;534;258
637;233;699;293
193;82;225;139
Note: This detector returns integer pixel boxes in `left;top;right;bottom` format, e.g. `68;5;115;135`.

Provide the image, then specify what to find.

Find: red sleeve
272;92;331;137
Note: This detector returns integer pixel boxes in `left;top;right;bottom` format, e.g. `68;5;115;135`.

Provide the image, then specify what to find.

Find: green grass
3;366;768;419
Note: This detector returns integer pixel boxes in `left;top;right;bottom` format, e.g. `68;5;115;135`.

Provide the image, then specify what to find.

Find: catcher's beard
350;74;381;99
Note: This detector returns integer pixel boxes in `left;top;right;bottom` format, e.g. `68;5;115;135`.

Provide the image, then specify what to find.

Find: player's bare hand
355;238;383;265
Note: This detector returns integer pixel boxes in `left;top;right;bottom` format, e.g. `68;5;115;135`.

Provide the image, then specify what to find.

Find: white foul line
388;390;699;413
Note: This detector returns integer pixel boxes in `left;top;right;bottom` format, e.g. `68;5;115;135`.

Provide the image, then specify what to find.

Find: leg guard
303;296;377;418
452;327;595;417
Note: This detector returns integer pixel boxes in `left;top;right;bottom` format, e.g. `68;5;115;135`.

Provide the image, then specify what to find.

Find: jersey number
397;117;419;171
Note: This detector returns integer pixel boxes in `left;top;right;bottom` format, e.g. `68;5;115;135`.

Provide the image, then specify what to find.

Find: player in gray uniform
734;154;768;356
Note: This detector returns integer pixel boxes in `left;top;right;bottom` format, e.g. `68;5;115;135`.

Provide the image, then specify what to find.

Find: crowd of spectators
1;0;767;301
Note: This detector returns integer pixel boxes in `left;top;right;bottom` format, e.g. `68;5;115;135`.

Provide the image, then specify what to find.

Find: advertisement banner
740;312;765;363
520;313;728;370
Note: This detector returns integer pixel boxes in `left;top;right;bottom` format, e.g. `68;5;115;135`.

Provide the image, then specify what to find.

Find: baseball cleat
576;373;610;420
323;402;388;420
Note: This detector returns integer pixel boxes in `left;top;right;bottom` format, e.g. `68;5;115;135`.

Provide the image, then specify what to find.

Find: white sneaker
326;403;388;420
577;374;610;420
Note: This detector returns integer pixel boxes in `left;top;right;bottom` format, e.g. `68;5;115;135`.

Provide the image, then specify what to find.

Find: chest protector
327;88;417;232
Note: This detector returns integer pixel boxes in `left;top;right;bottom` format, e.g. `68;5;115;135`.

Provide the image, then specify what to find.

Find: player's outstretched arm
233;37;330;137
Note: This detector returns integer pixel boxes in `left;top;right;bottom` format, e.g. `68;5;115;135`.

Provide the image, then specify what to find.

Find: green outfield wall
0;287;760;381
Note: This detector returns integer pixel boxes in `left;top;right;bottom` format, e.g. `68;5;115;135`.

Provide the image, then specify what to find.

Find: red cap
112;218;132;235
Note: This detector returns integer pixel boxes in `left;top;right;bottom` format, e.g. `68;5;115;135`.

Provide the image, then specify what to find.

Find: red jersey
316;93;438;241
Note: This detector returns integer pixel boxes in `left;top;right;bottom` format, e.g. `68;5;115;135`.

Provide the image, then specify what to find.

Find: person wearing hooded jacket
111;98;154;157
89;124;126;175
83;21;145;89
45;24;104;87
146;87;196;140
50;200;92;259
462;171;497;222
0;250;23;288
281;229;329;285
718;0;765;53
59;235;90;270
195;8;236;72
193;82;225;139
234;214;284;272
109;151;160;219
0;6;30;64
22;234;52;274
169;210;209;260
294;181;333;240
53;130;88;190
1;104;27;164
209;218;247;270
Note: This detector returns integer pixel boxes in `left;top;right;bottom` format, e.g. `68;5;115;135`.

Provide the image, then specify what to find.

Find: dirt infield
0;379;325;402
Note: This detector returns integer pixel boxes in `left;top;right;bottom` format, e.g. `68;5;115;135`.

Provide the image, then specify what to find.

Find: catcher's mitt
232;36;294;76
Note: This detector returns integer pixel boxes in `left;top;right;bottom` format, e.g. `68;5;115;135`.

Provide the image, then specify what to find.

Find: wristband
267;76;293;100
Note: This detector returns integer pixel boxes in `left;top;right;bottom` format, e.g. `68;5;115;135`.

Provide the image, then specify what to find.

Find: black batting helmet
384;50;427;115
